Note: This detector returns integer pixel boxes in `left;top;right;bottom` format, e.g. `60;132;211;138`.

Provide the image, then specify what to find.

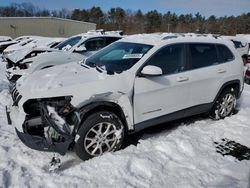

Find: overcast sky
1;0;250;17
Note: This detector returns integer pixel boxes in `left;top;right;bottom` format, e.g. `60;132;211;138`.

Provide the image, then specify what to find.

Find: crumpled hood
6;47;58;63
6;48;33;63
17;62;109;95
27;51;84;68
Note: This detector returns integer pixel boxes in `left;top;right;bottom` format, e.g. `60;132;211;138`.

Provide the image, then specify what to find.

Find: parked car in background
0;36;12;42
3;36;63;58
6;30;122;84
1;36;39;57
0;40;18;53
0;36;12;51
3;37;37;57
4;37;65;67
236;34;250;62
6;33;244;161
222;36;248;56
222;35;250;84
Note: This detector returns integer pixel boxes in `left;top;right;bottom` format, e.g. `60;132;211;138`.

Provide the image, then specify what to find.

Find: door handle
176;77;189;82
217;69;226;73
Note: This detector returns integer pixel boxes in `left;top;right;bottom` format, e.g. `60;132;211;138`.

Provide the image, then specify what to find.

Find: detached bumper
7;104;73;155
15;128;72;155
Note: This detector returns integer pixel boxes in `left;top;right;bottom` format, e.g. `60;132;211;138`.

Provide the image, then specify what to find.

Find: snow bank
0;56;250;188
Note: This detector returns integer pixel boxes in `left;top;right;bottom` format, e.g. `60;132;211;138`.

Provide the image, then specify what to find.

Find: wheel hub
218;93;236;117
84;122;118;156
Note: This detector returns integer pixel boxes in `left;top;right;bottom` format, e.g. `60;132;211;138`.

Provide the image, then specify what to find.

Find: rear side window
189;43;219;69
216;44;234;63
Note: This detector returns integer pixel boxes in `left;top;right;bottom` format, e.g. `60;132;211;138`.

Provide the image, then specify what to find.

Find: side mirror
140;65;163;76
74;46;87;52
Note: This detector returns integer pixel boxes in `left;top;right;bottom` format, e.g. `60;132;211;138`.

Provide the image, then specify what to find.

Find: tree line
1;2;250;35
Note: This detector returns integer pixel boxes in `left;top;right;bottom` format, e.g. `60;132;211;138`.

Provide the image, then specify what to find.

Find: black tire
75;111;125;161
210;88;237;120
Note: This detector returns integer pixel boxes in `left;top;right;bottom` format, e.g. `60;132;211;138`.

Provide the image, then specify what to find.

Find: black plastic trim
78;101;129;132
133;103;213;132
213;80;241;101
5;106;11;125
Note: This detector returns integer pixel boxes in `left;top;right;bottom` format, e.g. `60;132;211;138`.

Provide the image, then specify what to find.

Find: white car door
133;43;191;125
184;43;234;109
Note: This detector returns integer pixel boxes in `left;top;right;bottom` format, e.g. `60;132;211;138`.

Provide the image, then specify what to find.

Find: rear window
231;40;243;48
217;45;234;62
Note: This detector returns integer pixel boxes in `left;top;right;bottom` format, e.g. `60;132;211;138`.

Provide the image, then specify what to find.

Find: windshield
55;36;82;50
85;42;153;74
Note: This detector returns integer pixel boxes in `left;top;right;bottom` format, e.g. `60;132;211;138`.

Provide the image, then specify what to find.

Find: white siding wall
0;17;96;38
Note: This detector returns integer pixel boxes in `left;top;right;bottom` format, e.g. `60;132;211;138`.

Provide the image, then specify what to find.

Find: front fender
75;92;134;131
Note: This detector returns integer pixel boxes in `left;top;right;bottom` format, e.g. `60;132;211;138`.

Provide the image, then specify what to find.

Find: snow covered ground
0;56;250;188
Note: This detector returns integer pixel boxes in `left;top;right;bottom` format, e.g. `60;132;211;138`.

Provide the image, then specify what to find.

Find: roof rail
162;33;223;40
87;29;123;36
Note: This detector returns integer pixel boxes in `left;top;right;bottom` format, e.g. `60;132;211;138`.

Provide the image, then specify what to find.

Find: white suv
7;33;244;161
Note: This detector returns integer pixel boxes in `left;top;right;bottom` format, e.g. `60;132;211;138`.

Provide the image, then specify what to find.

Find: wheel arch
213;80;241;104
77;101;130;134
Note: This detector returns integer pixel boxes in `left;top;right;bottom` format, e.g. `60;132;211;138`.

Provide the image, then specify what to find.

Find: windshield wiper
85;61;104;73
80;64;90;69
95;65;104;73
79;60;90;69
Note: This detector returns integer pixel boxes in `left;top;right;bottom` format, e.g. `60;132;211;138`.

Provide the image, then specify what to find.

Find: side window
217;44;234;63
189;43;219;69
84;38;105;51
105;37;121;45
145;44;185;75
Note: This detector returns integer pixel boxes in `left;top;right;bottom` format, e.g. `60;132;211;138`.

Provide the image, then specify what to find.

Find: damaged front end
18;97;80;155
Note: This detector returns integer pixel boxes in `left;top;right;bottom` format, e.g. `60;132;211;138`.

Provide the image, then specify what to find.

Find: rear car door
184;43;234;113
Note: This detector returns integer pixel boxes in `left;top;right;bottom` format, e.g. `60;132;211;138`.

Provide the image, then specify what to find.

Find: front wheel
210;88;237;120
75;111;125;161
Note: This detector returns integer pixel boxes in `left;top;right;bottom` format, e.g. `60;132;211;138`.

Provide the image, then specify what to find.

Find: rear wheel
210;88;237;119
75;111;125;161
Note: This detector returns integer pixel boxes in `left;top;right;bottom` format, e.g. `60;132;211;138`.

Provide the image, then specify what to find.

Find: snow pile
0;57;250;187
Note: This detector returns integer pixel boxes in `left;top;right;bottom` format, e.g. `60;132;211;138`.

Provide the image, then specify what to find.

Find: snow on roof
119;33;175;45
236;34;250;43
119;33;231;46
221;35;249;46
73;30;123;38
